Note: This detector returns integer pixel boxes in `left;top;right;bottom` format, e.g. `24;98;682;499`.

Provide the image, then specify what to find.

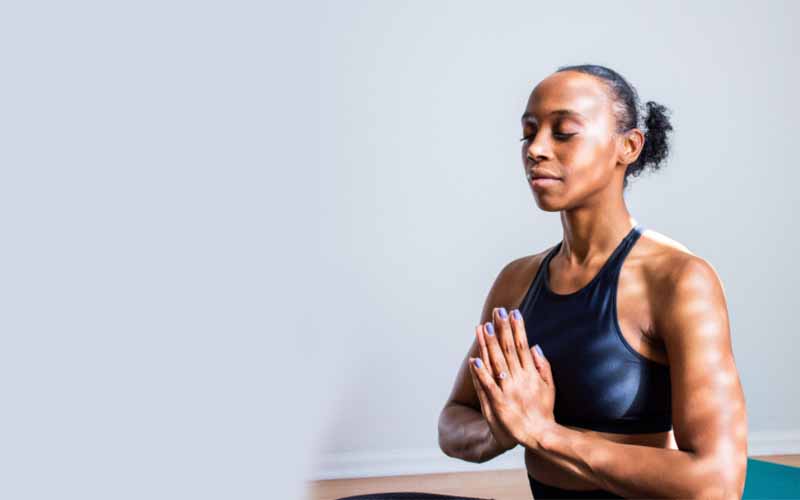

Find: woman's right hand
469;324;518;451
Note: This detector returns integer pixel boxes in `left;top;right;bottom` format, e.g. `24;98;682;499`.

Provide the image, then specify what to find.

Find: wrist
488;430;516;452
528;420;560;452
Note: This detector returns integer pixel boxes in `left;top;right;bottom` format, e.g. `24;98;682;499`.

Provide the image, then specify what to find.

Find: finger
476;326;509;383
469;354;503;403
482;320;510;383
509;308;534;371
492;307;522;375
468;359;493;417
469;362;507;434
475;325;494;370
531;343;553;386
475;325;493;377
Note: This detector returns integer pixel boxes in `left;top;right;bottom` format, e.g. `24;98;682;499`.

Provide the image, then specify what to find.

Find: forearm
438;404;514;463
524;429;607;490
530;423;732;499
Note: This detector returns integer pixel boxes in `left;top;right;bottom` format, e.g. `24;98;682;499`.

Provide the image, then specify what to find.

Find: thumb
531;344;553;385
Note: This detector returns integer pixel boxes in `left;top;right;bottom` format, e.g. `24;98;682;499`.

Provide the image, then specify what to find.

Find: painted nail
535;344;544;357
474;358;483;368
512;309;522;321
485;322;495;336
498;307;508;319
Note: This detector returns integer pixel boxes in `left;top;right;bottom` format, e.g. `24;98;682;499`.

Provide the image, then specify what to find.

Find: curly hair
555;64;674;190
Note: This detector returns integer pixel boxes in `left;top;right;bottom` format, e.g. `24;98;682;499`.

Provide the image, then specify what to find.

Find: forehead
523;71;611;123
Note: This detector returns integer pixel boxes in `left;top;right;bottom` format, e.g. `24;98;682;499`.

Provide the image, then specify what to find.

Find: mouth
528;173;562;189
527;172;563;182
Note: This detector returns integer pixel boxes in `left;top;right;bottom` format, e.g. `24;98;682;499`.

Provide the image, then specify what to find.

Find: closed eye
519;133;576;142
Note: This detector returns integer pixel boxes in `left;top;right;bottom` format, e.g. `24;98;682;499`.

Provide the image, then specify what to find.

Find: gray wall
310;0;800;481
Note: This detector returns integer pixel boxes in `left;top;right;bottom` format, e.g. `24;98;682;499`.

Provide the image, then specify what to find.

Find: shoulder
638;228;722;289
636;229;728;338
636;228;708;286
502;242;560;289
480;245;556;319
500;247;552;281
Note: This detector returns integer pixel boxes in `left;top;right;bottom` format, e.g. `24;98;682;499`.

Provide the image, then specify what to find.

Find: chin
532;194;565;212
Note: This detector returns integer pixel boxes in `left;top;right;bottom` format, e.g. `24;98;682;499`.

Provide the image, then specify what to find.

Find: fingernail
498;307;508;319
485;322;495;336
535;344;544;357
474;358;483;368
512;309;522;321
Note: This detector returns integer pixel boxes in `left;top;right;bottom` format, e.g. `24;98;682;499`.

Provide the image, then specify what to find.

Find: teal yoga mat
743;458;800;499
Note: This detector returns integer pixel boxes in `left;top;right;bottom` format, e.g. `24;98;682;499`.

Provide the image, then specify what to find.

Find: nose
524;133;551;165
525;148;548;168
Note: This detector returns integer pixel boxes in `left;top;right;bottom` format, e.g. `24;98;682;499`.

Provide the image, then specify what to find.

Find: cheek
562;142;599;166
557;147;615;193
560;138;614;174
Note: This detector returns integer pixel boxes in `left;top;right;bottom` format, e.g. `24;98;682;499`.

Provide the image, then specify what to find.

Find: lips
528;171;562;181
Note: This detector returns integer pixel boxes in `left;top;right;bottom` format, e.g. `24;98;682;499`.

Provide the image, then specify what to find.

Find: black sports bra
519;224;672;434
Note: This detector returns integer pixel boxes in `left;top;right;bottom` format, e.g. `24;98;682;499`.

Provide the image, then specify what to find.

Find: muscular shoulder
630;228;695;285
636;229;727;340
636;228;720;287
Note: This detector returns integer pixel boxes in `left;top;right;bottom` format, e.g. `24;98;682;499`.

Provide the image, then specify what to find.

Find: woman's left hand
469;307;557;450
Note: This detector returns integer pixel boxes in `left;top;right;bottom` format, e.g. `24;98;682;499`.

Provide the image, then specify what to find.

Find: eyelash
519;132;575;142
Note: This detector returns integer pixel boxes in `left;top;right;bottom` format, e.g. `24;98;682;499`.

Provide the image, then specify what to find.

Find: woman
437;64;748;499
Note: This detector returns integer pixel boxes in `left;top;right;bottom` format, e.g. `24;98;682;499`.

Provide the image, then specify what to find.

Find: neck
557;198;636;266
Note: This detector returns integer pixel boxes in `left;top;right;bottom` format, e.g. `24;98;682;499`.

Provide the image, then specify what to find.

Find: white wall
0;1;318;499
310;0;800;480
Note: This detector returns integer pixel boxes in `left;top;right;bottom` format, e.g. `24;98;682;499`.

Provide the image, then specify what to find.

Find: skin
440;71;748;498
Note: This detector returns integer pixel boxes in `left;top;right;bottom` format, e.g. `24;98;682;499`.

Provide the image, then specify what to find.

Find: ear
618;128;645;167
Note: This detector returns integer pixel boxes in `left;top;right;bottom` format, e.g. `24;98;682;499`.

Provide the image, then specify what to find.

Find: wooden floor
307;455;799;500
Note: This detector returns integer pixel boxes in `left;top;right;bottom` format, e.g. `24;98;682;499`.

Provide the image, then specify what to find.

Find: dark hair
555;64;673;190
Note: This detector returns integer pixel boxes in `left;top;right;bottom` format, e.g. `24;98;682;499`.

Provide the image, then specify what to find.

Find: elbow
437;407;456;458
725;467;747;500
695;482;741;500
438;430;455;458
438;404;476;462
720;452;748;500
694;477;739;500
693;451;747;500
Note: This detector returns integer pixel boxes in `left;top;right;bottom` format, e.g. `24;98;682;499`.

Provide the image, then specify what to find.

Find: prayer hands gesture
469;307;557;451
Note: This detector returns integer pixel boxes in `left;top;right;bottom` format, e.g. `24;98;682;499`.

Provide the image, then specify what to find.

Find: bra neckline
542;224;640;299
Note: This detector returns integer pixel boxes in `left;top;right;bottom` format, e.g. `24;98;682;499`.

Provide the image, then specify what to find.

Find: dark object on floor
528;472;623;498
336;493;494;500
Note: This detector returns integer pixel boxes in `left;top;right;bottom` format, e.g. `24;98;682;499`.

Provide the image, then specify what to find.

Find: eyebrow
520;109;585;124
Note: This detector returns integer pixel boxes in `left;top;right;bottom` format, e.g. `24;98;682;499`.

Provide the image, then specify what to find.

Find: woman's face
520;71;632;211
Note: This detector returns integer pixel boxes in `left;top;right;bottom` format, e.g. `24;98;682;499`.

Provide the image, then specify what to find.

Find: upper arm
655;256;748;495
442;256;533;411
